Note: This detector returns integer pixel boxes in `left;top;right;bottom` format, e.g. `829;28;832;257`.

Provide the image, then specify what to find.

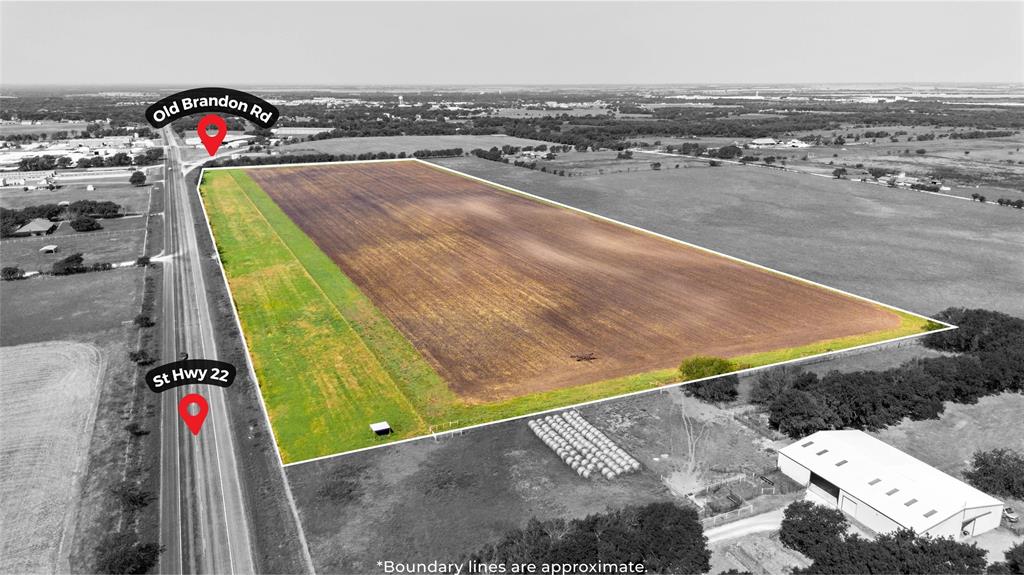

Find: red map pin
178;393;209;435
197;114;227;156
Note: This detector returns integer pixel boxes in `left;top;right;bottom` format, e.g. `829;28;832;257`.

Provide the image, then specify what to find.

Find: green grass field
200;166;938;463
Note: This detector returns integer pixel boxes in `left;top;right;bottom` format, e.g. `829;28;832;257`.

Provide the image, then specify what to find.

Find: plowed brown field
245;160;900;401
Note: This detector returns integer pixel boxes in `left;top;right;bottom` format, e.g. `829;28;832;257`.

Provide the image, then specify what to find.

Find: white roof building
778;430;1003;539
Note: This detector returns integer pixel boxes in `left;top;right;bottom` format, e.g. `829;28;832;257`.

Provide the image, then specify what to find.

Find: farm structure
779;430;1004;539
201;160;935;461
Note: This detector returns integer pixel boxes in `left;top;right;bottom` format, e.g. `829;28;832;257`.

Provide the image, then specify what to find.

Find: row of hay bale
528;411;641;480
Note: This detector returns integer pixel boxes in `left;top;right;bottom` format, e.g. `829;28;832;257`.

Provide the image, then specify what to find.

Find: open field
1;182;153;213
0;268;146;345
0;341;104;573
268;134;552;156
430;156;1024;318
0;256;157;573
202;161;931;461
285;406;675;573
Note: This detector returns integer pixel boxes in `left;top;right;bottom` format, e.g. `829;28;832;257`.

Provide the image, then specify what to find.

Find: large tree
129;170;147;186
963;448;1024;500
779;501;848;558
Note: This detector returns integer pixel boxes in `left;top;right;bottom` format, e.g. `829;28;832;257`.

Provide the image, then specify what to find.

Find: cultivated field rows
0;342;105;573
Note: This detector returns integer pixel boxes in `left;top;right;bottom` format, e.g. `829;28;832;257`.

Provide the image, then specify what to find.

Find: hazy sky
2;1;1022;86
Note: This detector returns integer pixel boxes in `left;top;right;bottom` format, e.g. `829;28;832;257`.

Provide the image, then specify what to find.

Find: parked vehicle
1004;507;1020;523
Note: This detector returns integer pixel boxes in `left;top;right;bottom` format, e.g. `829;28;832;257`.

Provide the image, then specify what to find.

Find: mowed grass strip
202;170;438;462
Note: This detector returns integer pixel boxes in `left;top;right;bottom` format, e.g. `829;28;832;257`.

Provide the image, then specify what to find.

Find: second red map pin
178;393;209;435
197;114;227;156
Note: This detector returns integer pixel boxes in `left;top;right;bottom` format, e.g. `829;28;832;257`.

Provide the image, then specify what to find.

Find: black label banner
145;359;237;393
145;87;280;129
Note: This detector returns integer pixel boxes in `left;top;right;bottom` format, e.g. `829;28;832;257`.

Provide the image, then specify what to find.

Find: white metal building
778;430;1003;539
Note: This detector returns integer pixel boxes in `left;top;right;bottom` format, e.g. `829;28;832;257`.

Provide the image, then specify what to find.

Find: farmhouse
749;137;779;148
11;219;57;237
778;430;1003;539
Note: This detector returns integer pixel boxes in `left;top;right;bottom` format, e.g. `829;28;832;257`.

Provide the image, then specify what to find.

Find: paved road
158;127;256;574
705;509;785;544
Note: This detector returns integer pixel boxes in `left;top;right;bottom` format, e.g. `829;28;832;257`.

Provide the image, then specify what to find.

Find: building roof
750;137;778;145
15;218;55;234
779;430;1002;533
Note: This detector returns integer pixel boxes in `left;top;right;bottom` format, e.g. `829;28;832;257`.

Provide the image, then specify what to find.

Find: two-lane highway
158;127;256;574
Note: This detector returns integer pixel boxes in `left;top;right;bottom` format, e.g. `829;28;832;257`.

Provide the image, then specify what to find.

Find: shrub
124;422;150;436
70;216;103;232
1003;542;1024;574
93;531;162;574
90;262;113;271
52;252;87;275
679;356;734;380
687;375;739;403
1;266;25;281
110;481;155;511
135;256;151;267
133;314;155;328
128;350;155;365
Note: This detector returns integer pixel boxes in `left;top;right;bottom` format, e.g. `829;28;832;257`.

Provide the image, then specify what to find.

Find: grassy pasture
201;165;935;462
0;183;153;213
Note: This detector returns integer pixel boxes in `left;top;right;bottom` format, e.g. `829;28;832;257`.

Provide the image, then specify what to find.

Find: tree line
752;308;1024;438
777;500;1021;574
208;148;464;168
466;502;710;574
1;199;128;237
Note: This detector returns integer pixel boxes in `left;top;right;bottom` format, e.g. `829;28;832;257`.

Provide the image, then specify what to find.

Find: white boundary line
198;157;956;470
190;166;316;573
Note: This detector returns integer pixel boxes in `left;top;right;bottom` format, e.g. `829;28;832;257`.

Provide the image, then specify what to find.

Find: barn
11;219;57;237
778;430;1003;539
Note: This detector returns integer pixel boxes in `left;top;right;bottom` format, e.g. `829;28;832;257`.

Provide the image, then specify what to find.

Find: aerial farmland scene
1;1;1023;575
202;160;934;461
